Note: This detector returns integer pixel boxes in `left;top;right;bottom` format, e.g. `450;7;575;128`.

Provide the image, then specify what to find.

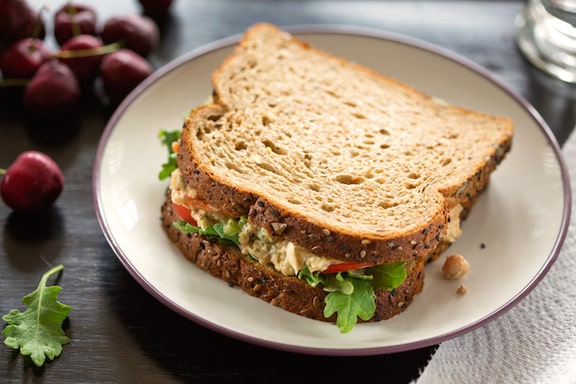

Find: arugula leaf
368;262;407;291
323;277;376;333
299;262;406;333
323;272;355;295
298;267;326;287
2;264;72;367
173;217;247;246
158;129;181;180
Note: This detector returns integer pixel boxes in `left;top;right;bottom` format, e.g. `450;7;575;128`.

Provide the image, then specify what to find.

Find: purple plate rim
92;24;572;356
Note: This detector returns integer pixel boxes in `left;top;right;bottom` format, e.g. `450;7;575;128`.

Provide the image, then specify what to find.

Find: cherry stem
66;2;81;38
33;6;49;40
52;41;123;59
0;168;6;176
0;79;30;87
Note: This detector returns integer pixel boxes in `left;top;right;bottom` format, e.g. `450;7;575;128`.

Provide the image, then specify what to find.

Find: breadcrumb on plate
442;253;470;280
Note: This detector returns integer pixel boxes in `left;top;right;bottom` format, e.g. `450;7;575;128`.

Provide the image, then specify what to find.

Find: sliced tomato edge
321;262;374;274
172;203;197;226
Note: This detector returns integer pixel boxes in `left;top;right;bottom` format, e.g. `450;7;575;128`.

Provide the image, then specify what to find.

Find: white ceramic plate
93;26;571;356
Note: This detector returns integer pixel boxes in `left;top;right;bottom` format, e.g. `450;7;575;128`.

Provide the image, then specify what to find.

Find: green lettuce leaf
298;267;326;287
299;262;406;333
2;265;72;367
323;277;376;333
173;217;247;247
158;129;181;180
323;272;355;295
367;262;407;291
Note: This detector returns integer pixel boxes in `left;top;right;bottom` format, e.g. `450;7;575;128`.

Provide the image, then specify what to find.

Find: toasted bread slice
176;23;513;265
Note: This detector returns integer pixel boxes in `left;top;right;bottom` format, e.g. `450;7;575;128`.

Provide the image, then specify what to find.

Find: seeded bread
176;23;514;266
161;190;425;322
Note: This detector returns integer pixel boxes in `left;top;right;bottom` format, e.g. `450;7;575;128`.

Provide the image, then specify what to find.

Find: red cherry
23;60;81;118
0;151;64;213
0;0;45;46
0;37;50;79
53;3;97;45
58;34;104;84
100;48;153;105
100;14;158;57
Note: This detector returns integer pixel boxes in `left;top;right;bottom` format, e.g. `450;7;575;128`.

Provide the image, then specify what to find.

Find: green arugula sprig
158;129;181;180
173;217;248;247
299;262;406;333
2;264;72;367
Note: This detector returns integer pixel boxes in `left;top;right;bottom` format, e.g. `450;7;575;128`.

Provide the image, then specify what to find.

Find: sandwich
158;23;514;333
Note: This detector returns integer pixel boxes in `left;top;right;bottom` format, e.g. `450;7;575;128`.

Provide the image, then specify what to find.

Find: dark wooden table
1;1;575;383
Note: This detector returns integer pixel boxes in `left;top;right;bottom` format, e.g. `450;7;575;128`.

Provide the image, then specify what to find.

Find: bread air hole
257;161;281;175
261;114;275;127
321;203;335;212
225;161;244;173
335;174;365;185
446;132;460;139
379;128;391;136
303;153;312;169
262;139;287;155
234;140;248;150
378;201;399;209
404;181;420;190
308;183;321;192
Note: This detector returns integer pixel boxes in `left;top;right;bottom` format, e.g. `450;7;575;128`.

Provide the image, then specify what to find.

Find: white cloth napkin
415;130;576;384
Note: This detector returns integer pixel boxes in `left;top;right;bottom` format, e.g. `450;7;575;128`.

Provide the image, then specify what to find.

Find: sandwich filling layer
170;166;464;275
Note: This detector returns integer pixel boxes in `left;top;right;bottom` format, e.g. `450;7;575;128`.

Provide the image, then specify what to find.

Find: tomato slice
172;203;197;226
321;262;373;274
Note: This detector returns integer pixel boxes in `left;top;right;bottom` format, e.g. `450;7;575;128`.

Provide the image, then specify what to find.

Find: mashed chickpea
442;253;470;280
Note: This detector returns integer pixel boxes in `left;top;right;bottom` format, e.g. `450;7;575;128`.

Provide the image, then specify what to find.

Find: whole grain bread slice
176;23;513;265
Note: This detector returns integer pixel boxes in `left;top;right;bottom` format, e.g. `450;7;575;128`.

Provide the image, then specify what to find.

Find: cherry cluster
0;0;172;119
0;0;172;213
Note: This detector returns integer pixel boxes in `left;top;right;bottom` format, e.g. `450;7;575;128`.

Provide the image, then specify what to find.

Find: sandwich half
159;23;514;333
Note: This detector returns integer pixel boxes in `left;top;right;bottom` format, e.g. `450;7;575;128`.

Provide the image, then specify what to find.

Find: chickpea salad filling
159;129;408;333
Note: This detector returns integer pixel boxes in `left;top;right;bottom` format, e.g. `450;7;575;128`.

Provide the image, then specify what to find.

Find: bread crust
161;189;425;323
